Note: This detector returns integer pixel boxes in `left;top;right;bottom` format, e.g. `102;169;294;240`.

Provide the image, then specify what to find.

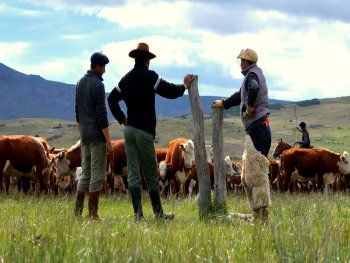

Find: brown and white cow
55;140;121;193
54;141;81;178
268;159;280;190
187;162;215;197
158;138;195;197
0;135;50;194
3;160;38;192
156;147;167;163
110;139;127;193
225;157;244;194
279;148;350;193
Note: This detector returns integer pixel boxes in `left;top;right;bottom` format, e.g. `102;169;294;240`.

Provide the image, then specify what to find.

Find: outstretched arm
155;74;194;99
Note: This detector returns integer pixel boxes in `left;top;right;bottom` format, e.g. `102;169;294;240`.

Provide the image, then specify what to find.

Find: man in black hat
74;51;113;219
108;42;193;221
296;121;311;148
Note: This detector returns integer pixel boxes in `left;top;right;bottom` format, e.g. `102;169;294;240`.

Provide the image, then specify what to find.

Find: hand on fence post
184;74;194;89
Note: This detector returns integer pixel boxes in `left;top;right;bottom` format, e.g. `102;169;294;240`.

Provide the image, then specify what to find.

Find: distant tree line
295;98;320;107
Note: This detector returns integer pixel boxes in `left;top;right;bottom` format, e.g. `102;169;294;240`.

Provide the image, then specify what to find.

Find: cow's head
158;161;168;180
54;152;70;178
339;151;350;174
179;140;195;168
233;161;243;175
224;155;234;177
74;167;83;182
205;145;214;163
114;175;127;194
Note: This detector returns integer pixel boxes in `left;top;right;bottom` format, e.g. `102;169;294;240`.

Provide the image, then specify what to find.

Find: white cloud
0;2;45;17
96;1;191;29
13;56;88;86
102;36;199;88
198;16;350;100
0;42;30;61
4;0;350;101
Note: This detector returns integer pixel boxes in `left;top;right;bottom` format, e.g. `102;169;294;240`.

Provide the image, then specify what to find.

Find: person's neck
135;61;148;69
91;69;102;75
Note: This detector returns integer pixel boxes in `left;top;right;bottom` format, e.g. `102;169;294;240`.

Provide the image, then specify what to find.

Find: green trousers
78;142;106;192
124;126;159;192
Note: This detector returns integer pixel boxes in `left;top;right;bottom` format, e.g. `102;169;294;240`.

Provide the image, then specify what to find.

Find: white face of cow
224;155;234;177
158;161;167;180
205;145;213;163
55;154;70;178
339;151;350;174
75;167;83;181
233;162;243;175
179;140;195;168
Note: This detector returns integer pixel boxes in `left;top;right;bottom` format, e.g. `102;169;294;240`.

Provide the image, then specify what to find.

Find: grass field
0;193;350;262
1;97;350;262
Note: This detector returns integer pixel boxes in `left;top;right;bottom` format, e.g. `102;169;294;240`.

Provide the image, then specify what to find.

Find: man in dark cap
296;121;311;148
74;51;113;219
108;42;193;221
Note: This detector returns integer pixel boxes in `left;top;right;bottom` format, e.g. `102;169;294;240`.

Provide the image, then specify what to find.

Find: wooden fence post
212;108;226;212
187;75;212;219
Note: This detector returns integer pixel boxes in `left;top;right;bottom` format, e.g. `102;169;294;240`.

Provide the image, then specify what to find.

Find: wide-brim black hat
129;42;156;59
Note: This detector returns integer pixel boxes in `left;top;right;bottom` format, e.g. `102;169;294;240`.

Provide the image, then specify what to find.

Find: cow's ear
179;144;185;151
340;155;345;161
58;151;66;159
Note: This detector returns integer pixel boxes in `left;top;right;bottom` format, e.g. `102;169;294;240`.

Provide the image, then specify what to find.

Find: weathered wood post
212;107;226;212
188;75;212;219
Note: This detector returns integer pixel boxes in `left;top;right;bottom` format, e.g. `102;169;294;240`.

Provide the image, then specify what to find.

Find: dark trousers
124;126;159;192
248;124;271;157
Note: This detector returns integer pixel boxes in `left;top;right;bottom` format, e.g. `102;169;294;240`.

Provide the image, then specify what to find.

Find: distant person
211;48;271;157
74;52;113;219
108;42;194;221
295;121;311;148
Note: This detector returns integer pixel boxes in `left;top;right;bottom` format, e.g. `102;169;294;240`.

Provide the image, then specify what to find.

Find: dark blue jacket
298;128;311;148
75;70;109;144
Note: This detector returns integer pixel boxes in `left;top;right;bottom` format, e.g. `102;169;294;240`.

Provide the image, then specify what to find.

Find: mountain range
0;62;288;121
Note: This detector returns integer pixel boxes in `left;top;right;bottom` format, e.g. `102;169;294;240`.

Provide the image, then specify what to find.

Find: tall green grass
0;193;349;262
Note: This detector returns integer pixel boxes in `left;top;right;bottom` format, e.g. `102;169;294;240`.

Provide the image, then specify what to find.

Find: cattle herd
1;134;350;197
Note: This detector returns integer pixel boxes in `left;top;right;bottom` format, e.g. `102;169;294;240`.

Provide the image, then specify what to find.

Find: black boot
74;190;85;217
88;191;100;220
149;189;174;220
129;186;144;222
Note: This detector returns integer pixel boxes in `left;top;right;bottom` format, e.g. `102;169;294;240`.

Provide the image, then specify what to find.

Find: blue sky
1;0;350;100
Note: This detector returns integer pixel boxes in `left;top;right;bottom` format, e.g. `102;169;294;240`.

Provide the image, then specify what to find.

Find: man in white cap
212;48;271;157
